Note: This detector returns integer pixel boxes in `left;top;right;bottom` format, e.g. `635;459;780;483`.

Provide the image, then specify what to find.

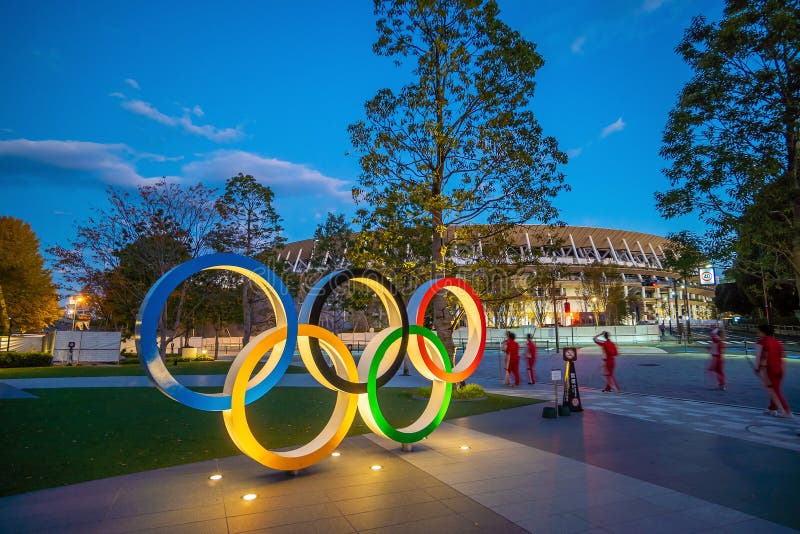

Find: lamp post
6;317;11;352
591;296;599;327
71;296;83;331
672;279;680;342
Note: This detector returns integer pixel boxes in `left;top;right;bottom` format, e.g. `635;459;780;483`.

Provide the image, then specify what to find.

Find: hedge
0;352;53;368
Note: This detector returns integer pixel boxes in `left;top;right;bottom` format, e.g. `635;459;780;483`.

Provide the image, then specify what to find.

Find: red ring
414;278;486;383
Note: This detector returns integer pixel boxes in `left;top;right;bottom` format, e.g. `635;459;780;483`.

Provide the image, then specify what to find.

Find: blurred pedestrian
707;327;726;390
504;331;520;387
755;324;792;418
525;333;536;384
659;323;666;340
593;331;620;392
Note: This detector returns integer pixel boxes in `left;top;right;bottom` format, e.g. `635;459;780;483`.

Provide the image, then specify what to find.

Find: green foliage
211;174;285;345
661;231;708;279
350;1;567;257
310;212;353;271
0;351;52;368
211;173;284;256
0;217;61;332
48;179;221;340
349;0;567;352
657;0;800;301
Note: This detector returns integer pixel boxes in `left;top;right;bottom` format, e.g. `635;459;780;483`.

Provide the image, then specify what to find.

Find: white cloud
138;152;184;163
124;78;140;90
120;99;244;143
0;139;147;185
566;147;583;159
642;0;668;12
192;105;204;117
571;36;586;54
122;100;174;126
600;117;626;138
182;150;351;200
109;92;125;99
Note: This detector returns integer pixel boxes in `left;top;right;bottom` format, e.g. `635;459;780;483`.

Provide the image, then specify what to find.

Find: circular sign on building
699;268;716;285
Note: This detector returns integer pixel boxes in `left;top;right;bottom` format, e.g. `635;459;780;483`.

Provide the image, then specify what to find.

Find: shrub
413;383;486;400
0;351;53;368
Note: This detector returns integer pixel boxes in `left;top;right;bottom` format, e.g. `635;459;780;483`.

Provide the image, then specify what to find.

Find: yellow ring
222;324;358;470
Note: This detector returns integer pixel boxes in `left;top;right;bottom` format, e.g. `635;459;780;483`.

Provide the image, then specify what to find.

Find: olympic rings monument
135;253;486;472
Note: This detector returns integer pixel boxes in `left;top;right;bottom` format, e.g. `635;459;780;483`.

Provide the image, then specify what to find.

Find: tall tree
212;173;284;345
50;179;220;349
310;212;354;272
349;0;567;358
657;0;800;301
0;217;61;333
661;231;709;338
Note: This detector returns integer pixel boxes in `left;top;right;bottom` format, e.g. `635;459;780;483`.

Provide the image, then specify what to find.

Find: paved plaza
1;346;799;533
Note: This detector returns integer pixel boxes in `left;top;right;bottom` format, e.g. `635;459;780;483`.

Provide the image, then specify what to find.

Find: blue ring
134;253;298;411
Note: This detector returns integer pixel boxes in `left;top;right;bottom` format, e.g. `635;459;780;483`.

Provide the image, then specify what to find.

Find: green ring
367;324;452;443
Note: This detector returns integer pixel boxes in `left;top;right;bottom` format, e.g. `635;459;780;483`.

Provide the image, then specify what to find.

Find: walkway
3;365;800;531
1;409;797;533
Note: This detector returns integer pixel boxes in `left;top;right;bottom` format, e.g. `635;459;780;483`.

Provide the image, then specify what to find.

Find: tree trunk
791;135;800;308
431;223;455;366
242;280;251;346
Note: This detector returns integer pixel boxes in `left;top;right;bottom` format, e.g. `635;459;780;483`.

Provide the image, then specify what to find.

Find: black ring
304;268;408;394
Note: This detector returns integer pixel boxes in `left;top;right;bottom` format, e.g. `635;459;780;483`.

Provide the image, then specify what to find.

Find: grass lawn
0;386;540;497
0;361;307;378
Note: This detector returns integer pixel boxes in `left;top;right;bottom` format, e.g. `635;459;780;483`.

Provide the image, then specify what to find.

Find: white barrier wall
0;335;45;352
455;325;661;346
52;331;122;364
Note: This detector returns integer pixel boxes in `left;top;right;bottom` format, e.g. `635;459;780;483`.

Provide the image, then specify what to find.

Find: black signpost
561;347;583;412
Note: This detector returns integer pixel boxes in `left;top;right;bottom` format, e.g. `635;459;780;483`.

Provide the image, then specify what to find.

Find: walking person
755;324;792;418
593;331;620;392
708;327;726;390
525;333;536;384
504;331;520;388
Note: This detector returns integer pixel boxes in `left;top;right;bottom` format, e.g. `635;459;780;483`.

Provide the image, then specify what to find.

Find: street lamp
71;296;84;331
591;296;599;327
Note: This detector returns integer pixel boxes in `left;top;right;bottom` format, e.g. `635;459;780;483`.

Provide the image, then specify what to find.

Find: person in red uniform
504;331;520;387
593;331;620;392
756;324;792;418
525;333;536;384
707;327;726;391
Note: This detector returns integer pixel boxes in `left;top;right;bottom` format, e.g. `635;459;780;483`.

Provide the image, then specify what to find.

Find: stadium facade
277;225;717;329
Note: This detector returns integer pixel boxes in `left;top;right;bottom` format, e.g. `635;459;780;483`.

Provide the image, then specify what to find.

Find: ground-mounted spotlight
208;474;223;480
242;493;257;501
370;465;383;471
460;445;471;451
331;452;341;457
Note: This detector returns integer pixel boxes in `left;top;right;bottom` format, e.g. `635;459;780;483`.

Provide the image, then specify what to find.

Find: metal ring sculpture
135;253;486;471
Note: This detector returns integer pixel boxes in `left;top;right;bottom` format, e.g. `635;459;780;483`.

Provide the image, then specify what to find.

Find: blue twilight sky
0;0;724;258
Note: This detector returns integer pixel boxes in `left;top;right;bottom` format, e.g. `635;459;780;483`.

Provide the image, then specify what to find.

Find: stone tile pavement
368;423;797;533
0;435;524;534
471;380;800;453
3;362;800;532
